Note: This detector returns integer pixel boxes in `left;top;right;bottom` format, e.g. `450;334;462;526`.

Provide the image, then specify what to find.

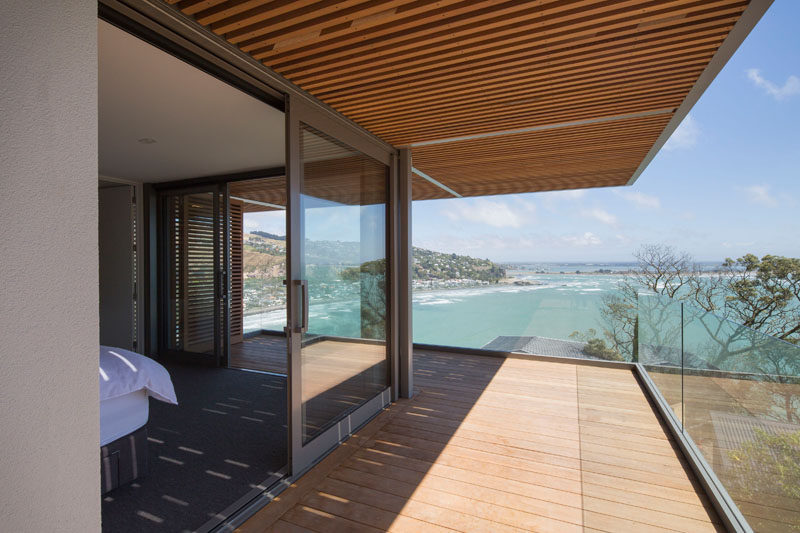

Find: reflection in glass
638;293;685;425
299;123;389;443
638;293;800;532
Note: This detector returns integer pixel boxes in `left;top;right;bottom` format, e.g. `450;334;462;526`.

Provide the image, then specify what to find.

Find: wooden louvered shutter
182;193;216;354
163;187;231;363
229;200;244;345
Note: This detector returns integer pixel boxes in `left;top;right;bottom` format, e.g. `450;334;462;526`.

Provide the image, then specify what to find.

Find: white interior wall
0;2;100;531
99;176;146;353
99;185;135;350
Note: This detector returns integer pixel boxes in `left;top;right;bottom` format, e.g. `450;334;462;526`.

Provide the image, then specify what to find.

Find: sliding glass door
160;184;230;366
154;98;395;478
287;99;393;474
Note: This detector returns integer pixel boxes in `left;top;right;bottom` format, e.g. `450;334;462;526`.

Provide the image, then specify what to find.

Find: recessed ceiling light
137;137;157;144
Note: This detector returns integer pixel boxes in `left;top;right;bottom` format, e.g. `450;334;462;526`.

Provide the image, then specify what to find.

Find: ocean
413;268;624;348
244;263;656;349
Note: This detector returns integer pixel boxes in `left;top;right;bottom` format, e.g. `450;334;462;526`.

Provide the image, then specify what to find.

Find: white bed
99;345;177;442
99;346;177;492
99;345;177;409
100;389;149;446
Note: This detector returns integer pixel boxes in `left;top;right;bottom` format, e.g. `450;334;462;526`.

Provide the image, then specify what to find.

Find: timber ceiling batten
410;112;674;198
166;0;756;197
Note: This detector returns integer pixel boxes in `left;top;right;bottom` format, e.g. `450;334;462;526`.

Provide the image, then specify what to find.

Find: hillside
250;230;285;241
244;233;362;266
243;233;506;283
413;247;505;282
244;233;285;276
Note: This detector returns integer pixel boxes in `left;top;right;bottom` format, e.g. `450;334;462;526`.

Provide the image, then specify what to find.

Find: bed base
101;425;148;494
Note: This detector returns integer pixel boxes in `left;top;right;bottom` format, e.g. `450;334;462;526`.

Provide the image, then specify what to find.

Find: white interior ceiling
99;20;284;183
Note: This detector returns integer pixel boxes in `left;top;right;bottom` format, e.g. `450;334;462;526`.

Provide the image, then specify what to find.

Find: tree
719;254;800;341
594;245;800;422
569;329;625;361
342;258;387;340
598;245;800;354
596;244;701;360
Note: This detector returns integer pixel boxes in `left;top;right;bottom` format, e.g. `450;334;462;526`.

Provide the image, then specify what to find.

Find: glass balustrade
638;292;800;533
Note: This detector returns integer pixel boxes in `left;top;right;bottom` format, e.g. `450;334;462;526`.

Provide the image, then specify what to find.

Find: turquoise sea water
413;270;623;348
246;266;630;349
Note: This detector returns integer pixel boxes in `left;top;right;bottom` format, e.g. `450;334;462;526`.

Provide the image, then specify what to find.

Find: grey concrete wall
0;2;99;531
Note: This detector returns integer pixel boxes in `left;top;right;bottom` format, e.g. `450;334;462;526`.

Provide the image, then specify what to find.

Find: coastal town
242;232;517;314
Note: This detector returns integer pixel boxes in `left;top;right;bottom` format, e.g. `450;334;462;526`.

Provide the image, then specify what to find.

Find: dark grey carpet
101;364;287;533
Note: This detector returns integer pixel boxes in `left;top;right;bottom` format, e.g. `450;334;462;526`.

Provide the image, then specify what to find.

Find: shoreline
413;269;631;289
506;269;632;276
245;271;637;306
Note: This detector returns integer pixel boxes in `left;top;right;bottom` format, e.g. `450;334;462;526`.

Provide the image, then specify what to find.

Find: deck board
239;349;722;532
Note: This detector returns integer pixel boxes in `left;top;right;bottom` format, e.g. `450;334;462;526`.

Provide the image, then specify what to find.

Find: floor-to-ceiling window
297;123;390;443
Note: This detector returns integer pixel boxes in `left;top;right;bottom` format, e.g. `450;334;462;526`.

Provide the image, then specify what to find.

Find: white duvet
99;346;178;404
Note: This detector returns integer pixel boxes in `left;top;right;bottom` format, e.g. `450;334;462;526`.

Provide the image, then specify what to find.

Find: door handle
217;270;228;300
302;279;309;334
294;279;309;334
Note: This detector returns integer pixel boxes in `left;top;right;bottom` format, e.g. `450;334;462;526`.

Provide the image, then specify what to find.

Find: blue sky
412;0;800;263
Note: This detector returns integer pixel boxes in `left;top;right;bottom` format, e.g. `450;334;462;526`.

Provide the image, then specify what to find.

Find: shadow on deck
239;349;723;532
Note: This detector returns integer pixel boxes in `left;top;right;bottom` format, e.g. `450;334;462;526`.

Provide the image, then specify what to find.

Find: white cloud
443;198;529;228
741;184;778;207
243;211;285;235
513;197;537;213
562;232;602;247
416;231;606;259
614;190;660;209
663;114;700;151
747;68;800;100
539;188;586;213
581;208;618;226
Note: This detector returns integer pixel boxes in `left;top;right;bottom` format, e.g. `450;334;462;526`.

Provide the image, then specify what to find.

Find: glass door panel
287;98;394;475
299;124;389;443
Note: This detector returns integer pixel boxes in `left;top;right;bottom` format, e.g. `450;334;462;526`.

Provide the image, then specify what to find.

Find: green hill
412;247;506;282
244;233;506;283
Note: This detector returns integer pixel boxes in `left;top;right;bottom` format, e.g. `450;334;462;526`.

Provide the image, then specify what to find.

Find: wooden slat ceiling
167;0;750;199
229;176;286;212
413;112;674;197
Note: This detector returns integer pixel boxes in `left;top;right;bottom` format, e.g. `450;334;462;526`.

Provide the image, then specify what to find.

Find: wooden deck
239;349;723;532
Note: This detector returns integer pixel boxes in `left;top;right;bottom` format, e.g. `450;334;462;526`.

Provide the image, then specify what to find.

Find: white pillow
99;346;178;404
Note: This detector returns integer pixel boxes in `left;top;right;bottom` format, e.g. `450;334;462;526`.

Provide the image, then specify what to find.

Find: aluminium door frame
285;94;398;476
102;0;403;483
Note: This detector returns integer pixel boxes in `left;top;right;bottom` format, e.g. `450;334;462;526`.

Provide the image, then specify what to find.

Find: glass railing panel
637;293;685;427
681;303;800;532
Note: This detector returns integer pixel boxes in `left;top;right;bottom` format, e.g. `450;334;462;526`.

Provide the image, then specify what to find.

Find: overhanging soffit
162;0;771;199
